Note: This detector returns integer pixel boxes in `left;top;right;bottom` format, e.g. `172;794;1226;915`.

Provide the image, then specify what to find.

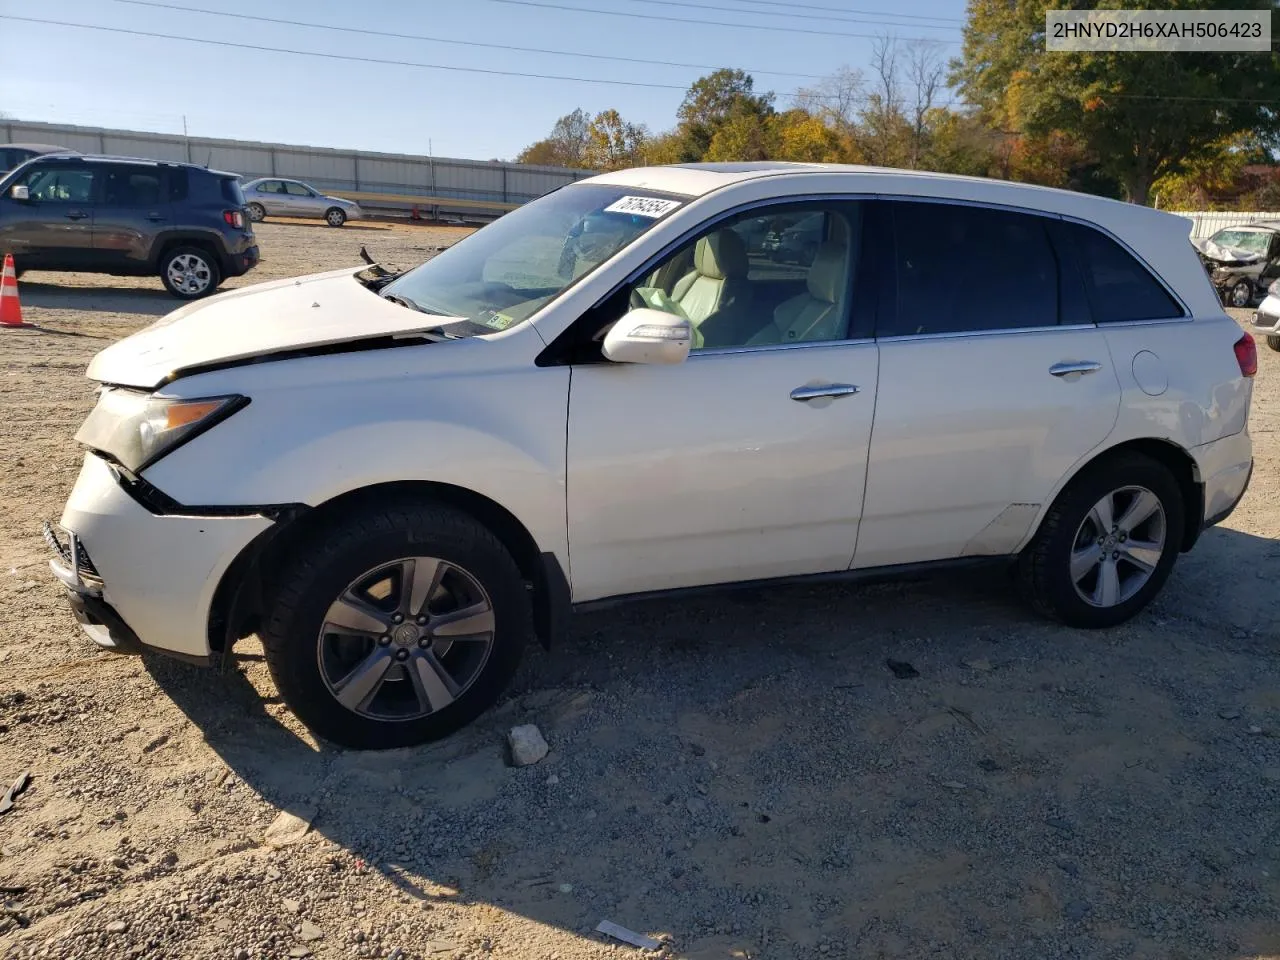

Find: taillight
223;209;244;229
1234;332;1257;378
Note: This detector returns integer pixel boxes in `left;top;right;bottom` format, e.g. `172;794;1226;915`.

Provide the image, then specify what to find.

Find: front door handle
64;210;88;221
146;212;167;221
790;383;860;402
1049;361;1102;378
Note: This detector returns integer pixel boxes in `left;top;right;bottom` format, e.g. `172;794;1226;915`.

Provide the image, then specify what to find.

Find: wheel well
1064;438;1203;552
155;236;221;273
209;481;563;657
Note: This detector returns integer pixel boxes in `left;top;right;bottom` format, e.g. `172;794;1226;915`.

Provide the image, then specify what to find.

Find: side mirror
9;185;29;201
601;308;691;365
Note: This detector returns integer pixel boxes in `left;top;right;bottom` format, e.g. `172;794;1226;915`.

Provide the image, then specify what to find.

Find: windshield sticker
477;311;516;331
602;196;683;219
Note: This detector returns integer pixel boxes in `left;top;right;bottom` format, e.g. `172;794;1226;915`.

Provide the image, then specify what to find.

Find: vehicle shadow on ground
146;524;1280;957
18;281;177;317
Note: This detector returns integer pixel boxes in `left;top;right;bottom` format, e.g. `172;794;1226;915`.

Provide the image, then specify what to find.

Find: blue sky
0;0;968;160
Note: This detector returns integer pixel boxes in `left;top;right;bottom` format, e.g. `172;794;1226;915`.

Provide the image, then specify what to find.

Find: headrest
694;229;748;280
806;243;847;303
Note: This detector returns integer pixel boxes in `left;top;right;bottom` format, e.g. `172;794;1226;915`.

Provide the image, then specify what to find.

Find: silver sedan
241;178;364;227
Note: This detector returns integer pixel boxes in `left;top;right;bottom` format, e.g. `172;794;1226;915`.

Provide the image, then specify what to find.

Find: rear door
853;199;1122;569
254;180;288;215
92;164;171;271
0;161;96;268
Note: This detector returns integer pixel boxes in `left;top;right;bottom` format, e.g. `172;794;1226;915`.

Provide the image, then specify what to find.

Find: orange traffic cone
0;254;23;328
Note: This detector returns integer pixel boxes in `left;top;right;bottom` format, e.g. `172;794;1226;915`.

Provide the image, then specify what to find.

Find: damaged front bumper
43;454;275;667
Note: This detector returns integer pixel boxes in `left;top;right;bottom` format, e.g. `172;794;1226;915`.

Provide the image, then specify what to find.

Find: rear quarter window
1065;222;1184;322
221;178;247;206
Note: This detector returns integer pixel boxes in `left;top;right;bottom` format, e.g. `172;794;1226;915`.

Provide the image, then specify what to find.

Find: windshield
379;183;687;335
1210;229;1272;255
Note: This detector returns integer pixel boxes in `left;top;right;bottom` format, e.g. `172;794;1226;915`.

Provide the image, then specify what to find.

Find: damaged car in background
1194;222;1280;308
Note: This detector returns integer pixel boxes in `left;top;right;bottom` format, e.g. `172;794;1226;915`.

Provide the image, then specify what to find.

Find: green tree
674;68;775;160
952;0;1280;204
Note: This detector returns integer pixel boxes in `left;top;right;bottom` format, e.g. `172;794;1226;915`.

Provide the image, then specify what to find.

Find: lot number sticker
603;196;682;218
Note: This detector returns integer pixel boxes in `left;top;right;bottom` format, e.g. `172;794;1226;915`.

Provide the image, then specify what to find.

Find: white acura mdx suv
46;162;1257;749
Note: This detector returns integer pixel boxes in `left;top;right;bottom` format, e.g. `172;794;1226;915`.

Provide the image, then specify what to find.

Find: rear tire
160;246;220;300
1018;452;1184;629
260;500;530;749
1267;334;1280;353
247;202;266;223
325;207;347;228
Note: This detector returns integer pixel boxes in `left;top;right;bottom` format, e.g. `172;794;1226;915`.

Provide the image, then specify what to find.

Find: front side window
615;201;861;350
883;201;1059;337
379;183;687;336
285;182;313;197
13;164;95;203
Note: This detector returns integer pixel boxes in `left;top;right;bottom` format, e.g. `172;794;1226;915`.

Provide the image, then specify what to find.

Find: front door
93;164;171;271
565;199;880;602
0;161;97;268
283;181;319;216
853;199;1123;569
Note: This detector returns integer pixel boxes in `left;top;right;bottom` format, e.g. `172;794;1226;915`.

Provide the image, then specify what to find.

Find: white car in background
241;177;363;227
47;162;1255;750
1252;280;1280;352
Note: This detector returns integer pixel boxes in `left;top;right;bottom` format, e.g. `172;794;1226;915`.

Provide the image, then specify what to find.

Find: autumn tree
515;108;592;168
674;69;776;161
951;0;1280;204
583;110;648;171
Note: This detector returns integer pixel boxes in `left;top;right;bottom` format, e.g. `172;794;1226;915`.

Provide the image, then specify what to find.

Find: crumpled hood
1195;237;1265;265
87;268;453;389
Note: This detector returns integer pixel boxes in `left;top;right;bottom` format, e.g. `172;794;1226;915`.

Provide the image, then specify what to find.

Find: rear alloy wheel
1018;453;1184;628
1267;334;1280;353
1229;279;1252;308
260;501;530;749
160;247;220;300
247;202;266;223
325;207;347;228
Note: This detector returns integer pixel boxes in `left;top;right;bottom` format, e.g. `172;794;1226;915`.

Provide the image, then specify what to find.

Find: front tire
247;202;266;223
160;246;220;300
1228;279;1252;308
1267;334;1280;353
325;207;347;227
260;500;530;749
1018;452;1184;629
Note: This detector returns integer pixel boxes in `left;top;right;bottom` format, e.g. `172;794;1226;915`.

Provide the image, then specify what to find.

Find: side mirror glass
10;185;30;201
602;307;691;365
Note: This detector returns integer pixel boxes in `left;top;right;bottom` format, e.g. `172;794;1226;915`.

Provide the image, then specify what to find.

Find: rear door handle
64;210;88;221
790;383;860;402
146;212;167;221
1049;361;1102;378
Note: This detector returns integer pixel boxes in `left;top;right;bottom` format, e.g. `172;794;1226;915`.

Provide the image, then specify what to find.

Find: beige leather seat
748;242;850;345
670;230;750;329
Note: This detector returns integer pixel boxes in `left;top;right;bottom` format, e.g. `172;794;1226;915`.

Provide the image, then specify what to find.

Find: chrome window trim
693;337;876;359
877;323;1096;344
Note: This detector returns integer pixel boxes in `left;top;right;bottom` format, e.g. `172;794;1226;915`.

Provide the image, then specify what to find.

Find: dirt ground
1;219;1279;960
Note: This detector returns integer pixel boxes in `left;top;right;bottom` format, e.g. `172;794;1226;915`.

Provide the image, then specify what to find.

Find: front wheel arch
209;481;566;660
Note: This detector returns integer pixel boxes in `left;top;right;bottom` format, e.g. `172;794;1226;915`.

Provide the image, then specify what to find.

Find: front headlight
74;388;248;473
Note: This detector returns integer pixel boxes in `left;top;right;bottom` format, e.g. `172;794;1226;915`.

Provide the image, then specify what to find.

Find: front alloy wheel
1229;280;1252;308
317;557;496;721
260;500;530;749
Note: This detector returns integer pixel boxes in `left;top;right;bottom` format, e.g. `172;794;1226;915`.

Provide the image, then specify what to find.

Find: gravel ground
2;220;1279;960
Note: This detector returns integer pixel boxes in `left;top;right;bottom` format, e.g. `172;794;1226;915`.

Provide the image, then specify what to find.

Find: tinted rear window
1065;222;1183;322
886;200;1060;336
